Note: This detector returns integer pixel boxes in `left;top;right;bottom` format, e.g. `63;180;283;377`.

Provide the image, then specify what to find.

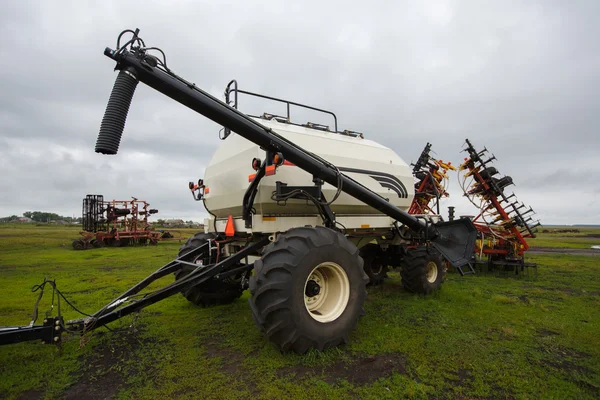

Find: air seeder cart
0;29;476;353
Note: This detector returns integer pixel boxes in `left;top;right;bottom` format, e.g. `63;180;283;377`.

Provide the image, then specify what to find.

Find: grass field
0;224;599;399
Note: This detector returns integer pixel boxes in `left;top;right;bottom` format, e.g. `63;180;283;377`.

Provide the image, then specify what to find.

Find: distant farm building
164;219;186;228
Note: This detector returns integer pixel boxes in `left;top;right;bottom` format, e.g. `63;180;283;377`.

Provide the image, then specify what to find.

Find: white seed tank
203;118;414;229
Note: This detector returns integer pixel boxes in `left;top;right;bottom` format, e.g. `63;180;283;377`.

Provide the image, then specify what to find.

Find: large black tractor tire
249;226;368;354
400;247;446;294
174;233;244;307
359;244;389;286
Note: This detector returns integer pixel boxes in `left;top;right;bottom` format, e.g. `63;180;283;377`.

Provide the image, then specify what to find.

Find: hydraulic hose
95;68;138;155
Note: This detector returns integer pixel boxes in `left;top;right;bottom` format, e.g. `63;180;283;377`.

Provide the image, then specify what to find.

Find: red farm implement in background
72;195;171;249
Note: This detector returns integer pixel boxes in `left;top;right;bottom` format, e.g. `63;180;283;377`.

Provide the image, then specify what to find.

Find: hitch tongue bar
106;297;129;310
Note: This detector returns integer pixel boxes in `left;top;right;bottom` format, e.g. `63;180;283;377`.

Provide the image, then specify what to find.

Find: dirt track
529;246;600;256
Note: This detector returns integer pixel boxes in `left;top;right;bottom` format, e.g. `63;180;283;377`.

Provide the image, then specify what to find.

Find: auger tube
99;38;476;267
100;48;432;235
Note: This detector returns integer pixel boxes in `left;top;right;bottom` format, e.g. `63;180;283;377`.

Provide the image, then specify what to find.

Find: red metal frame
102;198;161;244
408;147;455;215
457;139;539;264
75;197;169;249
465;168;529;258
409;140;539;268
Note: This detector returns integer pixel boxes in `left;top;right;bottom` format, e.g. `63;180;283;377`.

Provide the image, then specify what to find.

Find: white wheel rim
426;261;438;283
304;262;350;323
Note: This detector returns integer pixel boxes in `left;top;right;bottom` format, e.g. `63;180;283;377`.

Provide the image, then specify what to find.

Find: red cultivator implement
409;142;456;216
457;139;540;276
409;140;540;277
72;195;168;249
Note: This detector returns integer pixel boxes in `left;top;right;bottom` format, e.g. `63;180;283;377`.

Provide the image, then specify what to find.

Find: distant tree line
152;219;202;228
1;212;199;225
0;215;19;223
0;212;82;223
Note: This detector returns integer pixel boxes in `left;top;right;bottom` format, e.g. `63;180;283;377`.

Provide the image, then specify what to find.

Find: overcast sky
0;0;598;225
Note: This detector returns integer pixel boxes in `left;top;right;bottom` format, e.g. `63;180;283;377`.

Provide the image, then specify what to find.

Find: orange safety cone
224;215;235;237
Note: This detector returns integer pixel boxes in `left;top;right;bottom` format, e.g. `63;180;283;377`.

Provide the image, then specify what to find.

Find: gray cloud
0;0;598;225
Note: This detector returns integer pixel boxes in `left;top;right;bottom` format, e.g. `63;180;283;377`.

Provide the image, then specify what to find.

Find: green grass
528;227;600;249
0;224;599;399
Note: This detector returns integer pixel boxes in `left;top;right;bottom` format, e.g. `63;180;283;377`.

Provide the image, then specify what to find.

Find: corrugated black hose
95;69;138;155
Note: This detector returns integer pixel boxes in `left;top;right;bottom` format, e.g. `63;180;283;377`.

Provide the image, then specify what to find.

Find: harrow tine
522;207;535;216
481;155;497;166
511;202;526;210
500;193;516;203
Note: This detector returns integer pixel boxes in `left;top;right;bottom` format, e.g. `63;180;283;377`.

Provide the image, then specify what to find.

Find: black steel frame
0;316;64;346
82;194;105;232
243;159;267;228
243;160;336;230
